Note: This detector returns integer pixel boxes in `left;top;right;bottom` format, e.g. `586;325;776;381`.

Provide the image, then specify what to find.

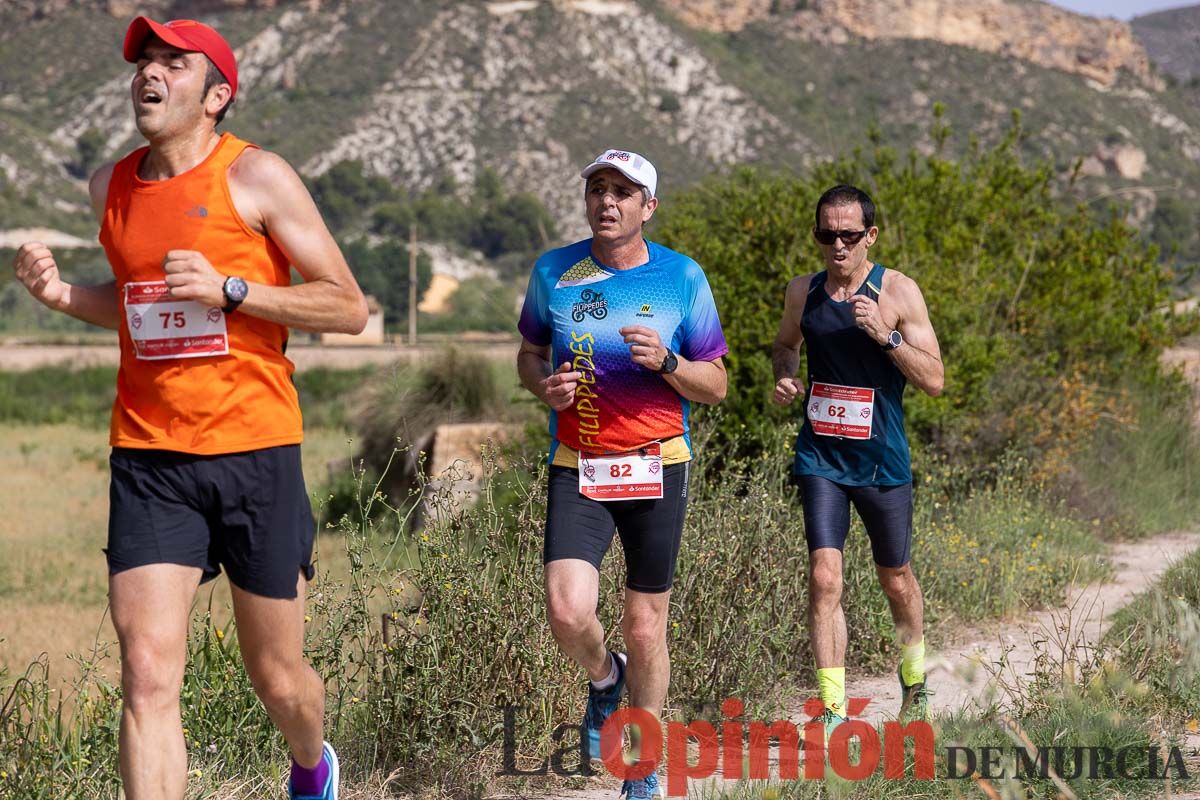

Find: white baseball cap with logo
580;149;658;198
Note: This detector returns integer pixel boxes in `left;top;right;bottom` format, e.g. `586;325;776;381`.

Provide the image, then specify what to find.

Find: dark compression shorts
544;462;690;593
797;474;913;568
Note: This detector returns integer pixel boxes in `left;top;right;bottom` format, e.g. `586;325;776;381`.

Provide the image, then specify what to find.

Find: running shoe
620;770;664;799
583;651;627;761
898;667;932;723
288;741;339;800
812;707;849;742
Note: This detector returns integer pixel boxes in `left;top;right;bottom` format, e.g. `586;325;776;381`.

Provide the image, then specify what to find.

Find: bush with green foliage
307;160;396;233
73;128;107;179
1149;193;1200;283
0;366;374;431
654;112;1187;474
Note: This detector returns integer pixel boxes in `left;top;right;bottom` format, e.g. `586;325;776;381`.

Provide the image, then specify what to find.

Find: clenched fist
541;362;582;412
163;250;225;307
773;376;805;406
13;242;67;309
848;294;889;345
619;325;668;371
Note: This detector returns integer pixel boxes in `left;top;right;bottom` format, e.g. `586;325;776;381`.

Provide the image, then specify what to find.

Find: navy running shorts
544;462;690;593
796;474;913;568
106;445;316;599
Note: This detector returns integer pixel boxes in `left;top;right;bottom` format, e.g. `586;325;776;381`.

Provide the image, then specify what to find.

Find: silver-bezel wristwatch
222;275;249;314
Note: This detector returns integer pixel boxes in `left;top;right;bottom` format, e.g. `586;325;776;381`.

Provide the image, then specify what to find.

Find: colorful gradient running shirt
519;239;728;466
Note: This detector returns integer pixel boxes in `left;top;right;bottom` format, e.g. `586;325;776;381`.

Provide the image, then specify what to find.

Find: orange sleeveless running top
100;132;303;455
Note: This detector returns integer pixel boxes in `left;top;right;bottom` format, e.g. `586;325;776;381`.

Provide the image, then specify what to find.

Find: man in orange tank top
11;17;367;800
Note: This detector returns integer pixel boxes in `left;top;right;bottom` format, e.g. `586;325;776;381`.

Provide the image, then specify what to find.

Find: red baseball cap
123;17;239;99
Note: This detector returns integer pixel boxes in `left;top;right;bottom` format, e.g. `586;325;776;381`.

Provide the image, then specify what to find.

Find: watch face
225;276;249;302
888;330;903;348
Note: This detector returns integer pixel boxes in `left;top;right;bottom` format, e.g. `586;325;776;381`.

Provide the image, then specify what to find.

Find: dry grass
0;423;357;682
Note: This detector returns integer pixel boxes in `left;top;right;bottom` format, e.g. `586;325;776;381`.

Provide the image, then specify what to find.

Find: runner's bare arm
619;325;726;405
853;272;943;397
888;276;943;396
167;149;368;334
663;354;726;406
518;337;581;411
771;274;810;405
10;164;120;329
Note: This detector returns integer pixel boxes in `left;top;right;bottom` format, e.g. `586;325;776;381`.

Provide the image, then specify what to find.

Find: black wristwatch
881;330;903;351
658;349;678;374
222;276;248;314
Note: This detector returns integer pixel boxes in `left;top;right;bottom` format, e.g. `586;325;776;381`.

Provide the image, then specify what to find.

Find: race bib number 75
807;382;875;440
124;281;229;360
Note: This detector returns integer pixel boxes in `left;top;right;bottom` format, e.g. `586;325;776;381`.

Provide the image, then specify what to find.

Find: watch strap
658;349;678;374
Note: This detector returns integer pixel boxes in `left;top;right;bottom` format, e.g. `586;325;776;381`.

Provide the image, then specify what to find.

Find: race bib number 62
807;382;875;440
124;281;229;360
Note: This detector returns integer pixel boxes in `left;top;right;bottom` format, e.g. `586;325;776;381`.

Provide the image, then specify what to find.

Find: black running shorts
797;474;913;568
106;445;315;599
544;462;690;593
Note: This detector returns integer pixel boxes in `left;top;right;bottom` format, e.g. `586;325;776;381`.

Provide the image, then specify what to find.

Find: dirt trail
550;528;1200;800
852;529;1200;728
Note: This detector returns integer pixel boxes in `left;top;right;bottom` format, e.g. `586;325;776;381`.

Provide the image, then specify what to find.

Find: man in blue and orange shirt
518;149;728;799
12;16;365;800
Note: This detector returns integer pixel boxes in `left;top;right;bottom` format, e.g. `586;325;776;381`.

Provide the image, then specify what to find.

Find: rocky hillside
0;0;1198;262
1133;4;1200;84
664;0;1160;88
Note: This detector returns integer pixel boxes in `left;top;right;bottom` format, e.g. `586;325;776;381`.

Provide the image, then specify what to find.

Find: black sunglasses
814;228;869;246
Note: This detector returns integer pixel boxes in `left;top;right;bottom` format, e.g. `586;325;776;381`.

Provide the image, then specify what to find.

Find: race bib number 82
579;443;664;501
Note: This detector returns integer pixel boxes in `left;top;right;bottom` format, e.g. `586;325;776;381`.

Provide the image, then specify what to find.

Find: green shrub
653;113;1183;475
1075;376;1200;537
1106;546;1200;719
0;367;116;427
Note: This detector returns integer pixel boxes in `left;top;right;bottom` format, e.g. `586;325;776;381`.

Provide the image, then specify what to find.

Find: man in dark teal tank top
771;185;945;739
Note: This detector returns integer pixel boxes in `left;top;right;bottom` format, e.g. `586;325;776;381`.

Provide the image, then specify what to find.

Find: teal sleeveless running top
792;263;912;486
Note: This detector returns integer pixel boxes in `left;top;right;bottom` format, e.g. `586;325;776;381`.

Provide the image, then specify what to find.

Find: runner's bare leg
111;563;203;800
623;587;671;716
545;558;611;680
809;547;848;667
231;573;325;768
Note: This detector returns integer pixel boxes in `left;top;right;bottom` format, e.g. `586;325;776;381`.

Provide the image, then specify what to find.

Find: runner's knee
121;642;184;714
546;593;595;640
622;602;668;653
246;662;303;711
809;564;843;603
878;567;916;601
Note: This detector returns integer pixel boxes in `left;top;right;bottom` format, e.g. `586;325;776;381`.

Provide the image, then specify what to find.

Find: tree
654;116;1181;470
339;238;433;330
